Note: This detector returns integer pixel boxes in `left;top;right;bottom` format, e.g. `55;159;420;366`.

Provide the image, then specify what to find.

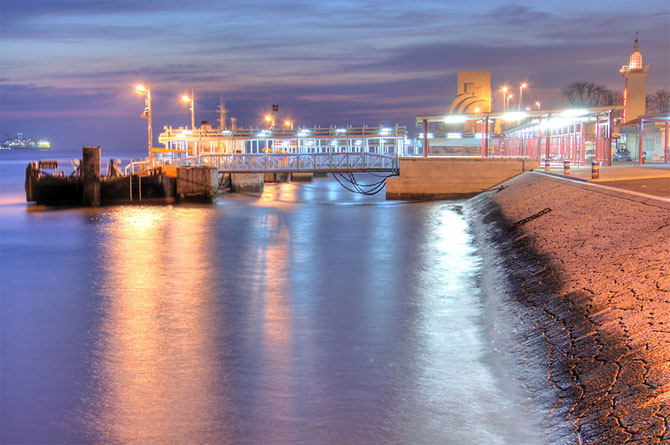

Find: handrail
185;152;398;173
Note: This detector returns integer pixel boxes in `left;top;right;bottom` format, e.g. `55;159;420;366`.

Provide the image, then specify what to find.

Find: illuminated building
620;33;649;124
448;71;492;114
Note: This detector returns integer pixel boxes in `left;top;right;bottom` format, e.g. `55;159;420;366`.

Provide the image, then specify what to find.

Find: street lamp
506;93;514;112
535;101;541;110
518;82;528;111
181;89;195;130
264;114;275;129
135;78;153;164
501;86;509;111
284;120;293;130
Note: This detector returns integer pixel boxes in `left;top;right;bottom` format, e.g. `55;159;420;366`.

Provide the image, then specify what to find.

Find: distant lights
560;109;589;118
418;133;434;139
221;130;233;136
446;132;462;139
501;111;528;121
539;117;579;130
443;115;468;123
334;128;347;134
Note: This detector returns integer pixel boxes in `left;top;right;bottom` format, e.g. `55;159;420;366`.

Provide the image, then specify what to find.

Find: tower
620;33;649;123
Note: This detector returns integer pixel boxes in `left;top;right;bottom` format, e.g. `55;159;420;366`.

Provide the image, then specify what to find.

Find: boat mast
217;97;227;130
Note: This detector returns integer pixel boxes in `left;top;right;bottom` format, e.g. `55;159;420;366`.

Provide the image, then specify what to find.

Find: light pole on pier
135;78;153;165
518;82;527;111
500;86;509;111
182;89;195;130
506;93;514;112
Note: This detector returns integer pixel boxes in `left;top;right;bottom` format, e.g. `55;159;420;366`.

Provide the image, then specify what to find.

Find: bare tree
562;82;621;107
647;89;670;113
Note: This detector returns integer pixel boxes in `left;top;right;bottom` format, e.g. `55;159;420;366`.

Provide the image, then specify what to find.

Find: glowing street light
135;78;153;164
181;89;195;130
535;101;541;110
500;86;509;112
518;82;528;111
284;120;293;130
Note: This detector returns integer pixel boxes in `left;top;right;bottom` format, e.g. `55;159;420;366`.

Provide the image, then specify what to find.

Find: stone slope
470;172;670;444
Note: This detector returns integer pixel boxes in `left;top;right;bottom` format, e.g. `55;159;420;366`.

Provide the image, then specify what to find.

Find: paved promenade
539;165;670;199
471;172;670;443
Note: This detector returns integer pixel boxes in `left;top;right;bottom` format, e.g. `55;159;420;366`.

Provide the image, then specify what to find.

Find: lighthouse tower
620;33;649;123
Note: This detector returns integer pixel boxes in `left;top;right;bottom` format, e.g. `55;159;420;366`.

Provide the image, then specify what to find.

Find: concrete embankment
468;172;670;443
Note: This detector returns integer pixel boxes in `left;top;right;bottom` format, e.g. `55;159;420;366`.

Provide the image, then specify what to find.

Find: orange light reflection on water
88;206;230;443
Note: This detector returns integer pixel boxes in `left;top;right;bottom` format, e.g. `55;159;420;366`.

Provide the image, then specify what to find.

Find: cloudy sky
1;0;668;152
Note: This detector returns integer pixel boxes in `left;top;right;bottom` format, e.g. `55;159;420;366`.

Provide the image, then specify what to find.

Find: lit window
630;52;642;69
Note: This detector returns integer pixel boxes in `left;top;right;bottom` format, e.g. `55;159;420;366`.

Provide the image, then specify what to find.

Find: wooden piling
82;146;101;206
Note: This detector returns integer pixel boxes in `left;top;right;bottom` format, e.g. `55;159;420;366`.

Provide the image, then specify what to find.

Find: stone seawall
468;172;670;443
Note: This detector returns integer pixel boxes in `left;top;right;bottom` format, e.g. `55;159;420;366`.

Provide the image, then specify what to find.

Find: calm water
1;150;547;444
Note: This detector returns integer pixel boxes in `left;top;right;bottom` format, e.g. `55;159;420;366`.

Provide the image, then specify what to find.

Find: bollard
563;160;571;175
591;161;600;180
544;159;551;171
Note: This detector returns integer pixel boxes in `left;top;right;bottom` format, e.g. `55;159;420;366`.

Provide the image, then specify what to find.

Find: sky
1;0;669;152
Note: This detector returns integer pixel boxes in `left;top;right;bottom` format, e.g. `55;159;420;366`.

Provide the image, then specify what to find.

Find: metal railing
186;152;398;173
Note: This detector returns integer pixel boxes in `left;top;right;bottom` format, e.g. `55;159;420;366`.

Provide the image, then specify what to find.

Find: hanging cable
332;172;393;195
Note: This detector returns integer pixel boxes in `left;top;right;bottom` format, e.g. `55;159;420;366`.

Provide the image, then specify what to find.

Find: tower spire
634;32;639;51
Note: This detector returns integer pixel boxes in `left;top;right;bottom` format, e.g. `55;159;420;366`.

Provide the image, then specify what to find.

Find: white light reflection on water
397;204;542;444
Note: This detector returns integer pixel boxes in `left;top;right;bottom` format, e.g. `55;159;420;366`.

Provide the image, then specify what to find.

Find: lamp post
284;120;293;130
518;82;527;111
535;101;541;110
135;78;153;165
501;86;509;111
181;89;195;130
506;93;514;112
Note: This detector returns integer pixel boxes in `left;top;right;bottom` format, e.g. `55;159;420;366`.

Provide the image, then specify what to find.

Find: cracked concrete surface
471;172;670;443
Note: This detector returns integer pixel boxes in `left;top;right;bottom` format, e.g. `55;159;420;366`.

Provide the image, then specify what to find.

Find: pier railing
186;152;398;173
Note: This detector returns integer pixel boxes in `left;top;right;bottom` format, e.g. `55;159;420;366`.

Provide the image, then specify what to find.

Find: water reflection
86;206;228;443
243;209;299;441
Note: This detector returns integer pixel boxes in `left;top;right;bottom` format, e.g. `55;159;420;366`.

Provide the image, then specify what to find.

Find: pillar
605;110;613;166
82;146;101;206
665;122;669;164
480;116;489;157
638;120;644;165
423;119;428;157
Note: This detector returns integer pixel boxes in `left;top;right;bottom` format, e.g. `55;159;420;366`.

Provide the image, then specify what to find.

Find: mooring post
82;146;101;206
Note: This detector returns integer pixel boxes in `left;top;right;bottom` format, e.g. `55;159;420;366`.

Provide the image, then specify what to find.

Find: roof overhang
417;105;624;124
